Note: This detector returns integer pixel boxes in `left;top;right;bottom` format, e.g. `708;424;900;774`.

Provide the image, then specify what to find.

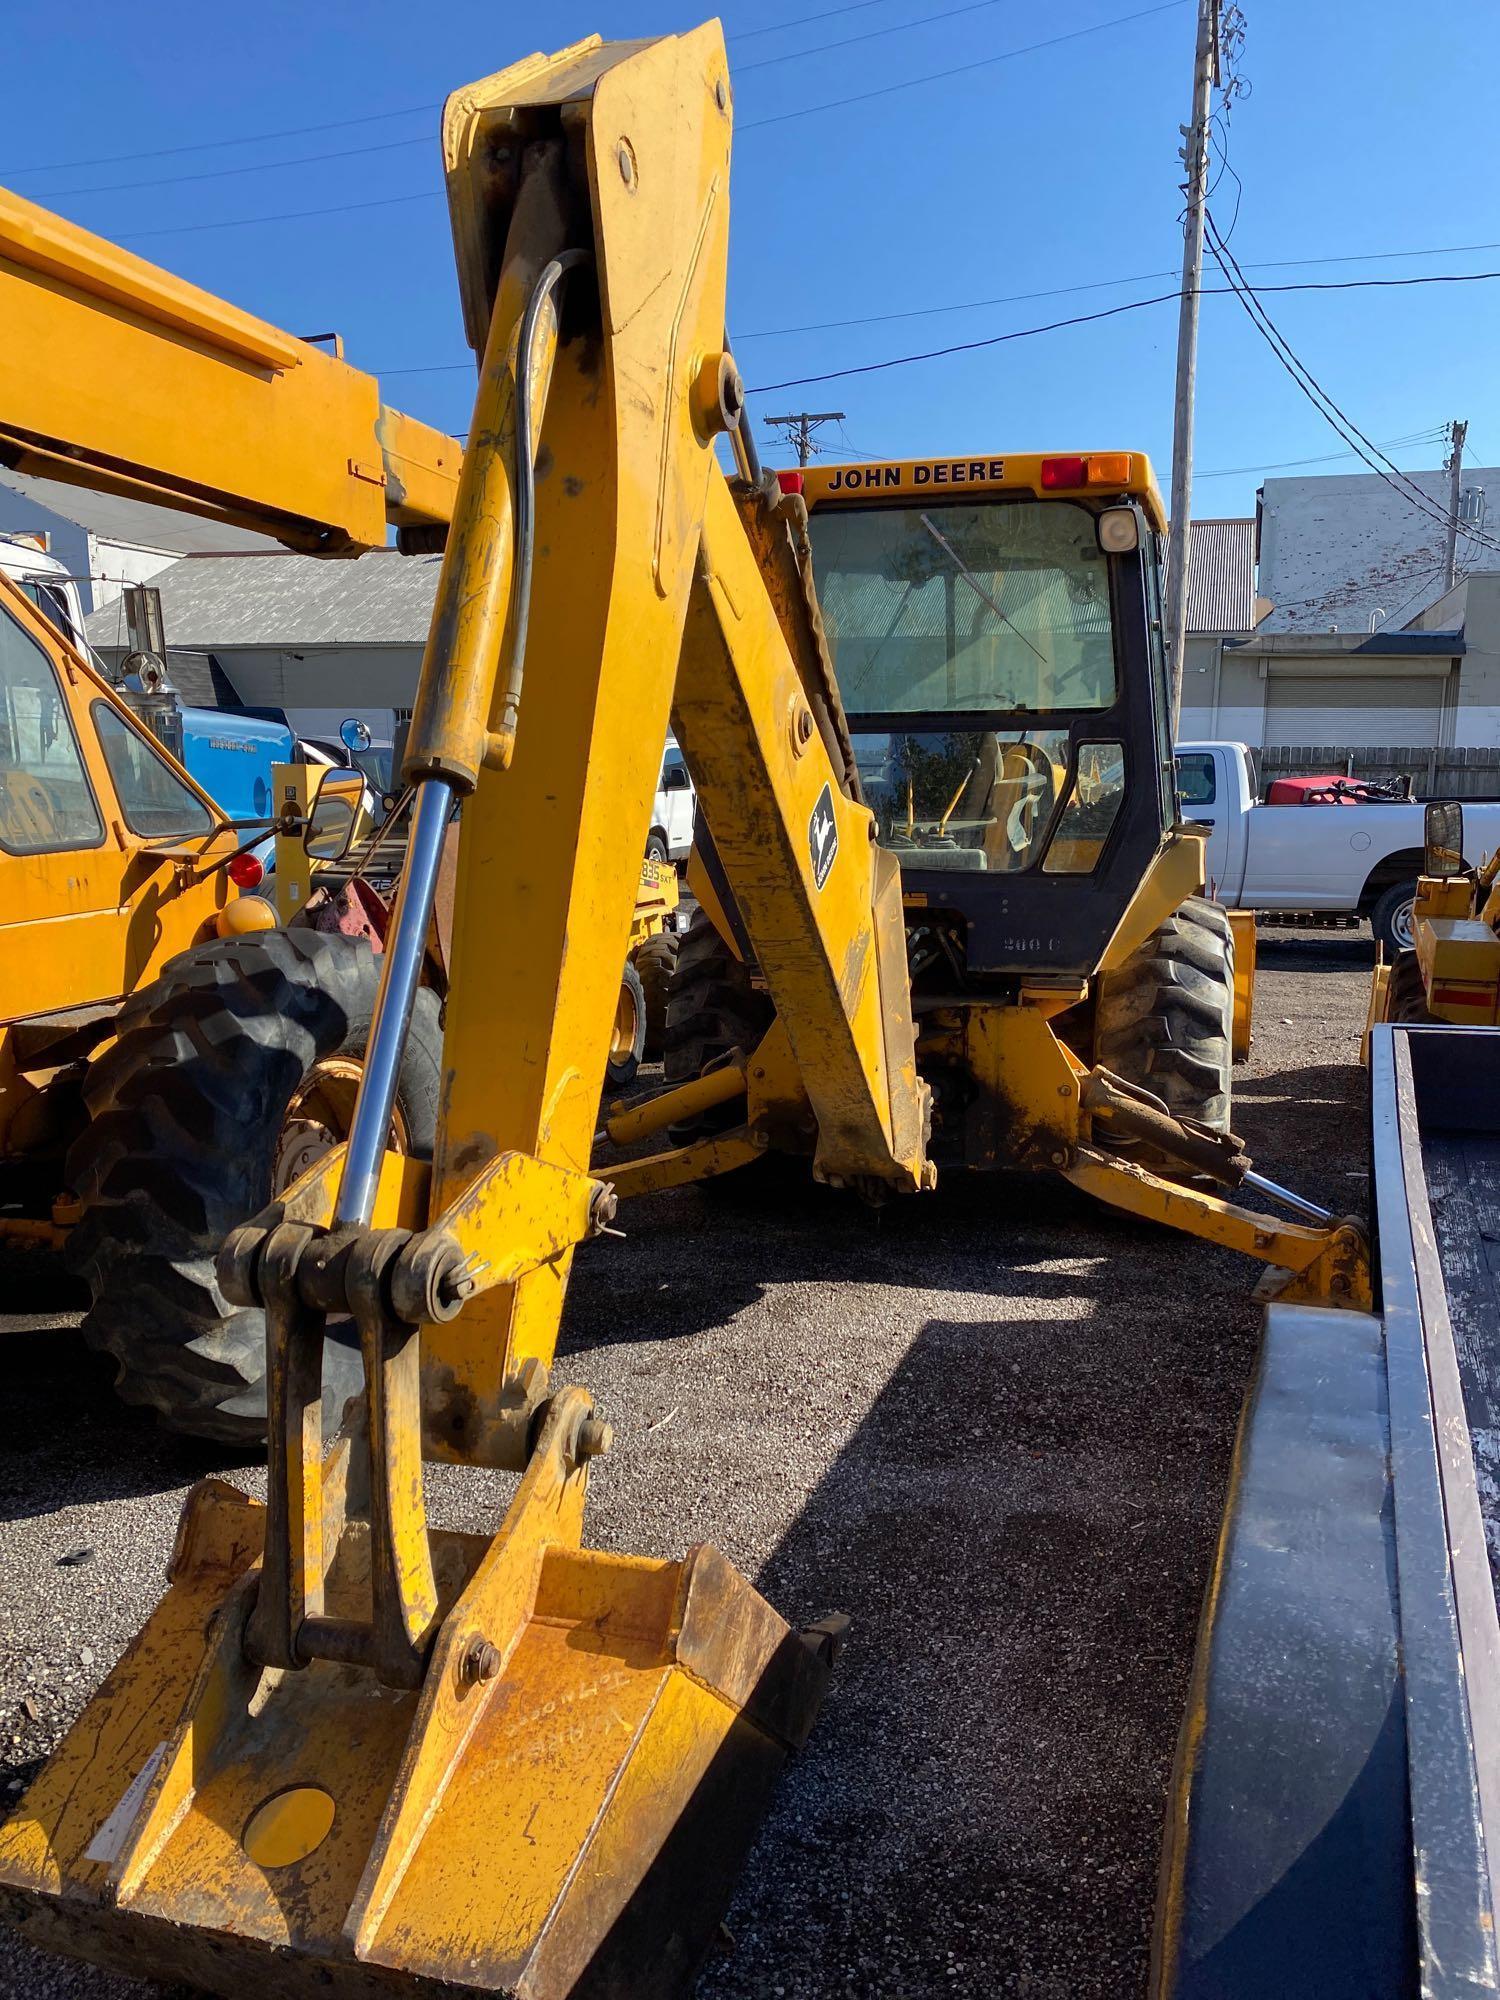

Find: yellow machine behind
1366;796;1500;1041
0;21;1373;1998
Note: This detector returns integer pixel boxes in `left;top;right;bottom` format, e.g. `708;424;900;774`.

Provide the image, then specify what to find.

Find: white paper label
84;1742;167;1865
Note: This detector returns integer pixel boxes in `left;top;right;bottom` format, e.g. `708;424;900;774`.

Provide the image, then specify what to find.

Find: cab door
0;583;230;1023
1175;748;1232;898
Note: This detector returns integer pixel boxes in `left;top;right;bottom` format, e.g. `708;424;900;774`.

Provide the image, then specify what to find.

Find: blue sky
6;1;1498;521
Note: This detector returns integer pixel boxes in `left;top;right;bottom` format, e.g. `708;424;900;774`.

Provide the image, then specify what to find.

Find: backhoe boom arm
0;188;462;552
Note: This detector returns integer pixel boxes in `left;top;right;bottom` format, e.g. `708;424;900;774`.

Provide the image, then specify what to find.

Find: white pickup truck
1176;740;1500;956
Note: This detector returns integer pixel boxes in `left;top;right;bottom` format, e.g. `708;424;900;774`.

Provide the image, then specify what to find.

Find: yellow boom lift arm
0;185;461;550
0;25;1367;1997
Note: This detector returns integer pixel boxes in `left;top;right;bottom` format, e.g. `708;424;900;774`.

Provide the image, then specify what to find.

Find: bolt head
461;1637;502;1686
715;76;728;111
616;139;637;189
578;1417;614;1461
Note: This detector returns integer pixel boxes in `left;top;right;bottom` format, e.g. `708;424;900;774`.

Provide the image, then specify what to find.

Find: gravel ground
0;929;1373;1999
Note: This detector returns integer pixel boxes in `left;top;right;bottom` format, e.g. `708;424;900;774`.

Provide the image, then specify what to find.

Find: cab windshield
810;498;1114;715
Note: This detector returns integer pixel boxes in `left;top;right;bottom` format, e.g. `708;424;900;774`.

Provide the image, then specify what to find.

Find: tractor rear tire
65;927;443;1446
1094;894;1235;1145
663;907;773;1137
634;931;679;1061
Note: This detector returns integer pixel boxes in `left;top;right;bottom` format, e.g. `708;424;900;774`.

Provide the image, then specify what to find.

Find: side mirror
662;764;691;792
339;715;372;760
304;767;366;862
1424;799;1465;878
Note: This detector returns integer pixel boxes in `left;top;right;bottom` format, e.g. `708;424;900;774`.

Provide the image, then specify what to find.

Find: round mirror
339;715;372;755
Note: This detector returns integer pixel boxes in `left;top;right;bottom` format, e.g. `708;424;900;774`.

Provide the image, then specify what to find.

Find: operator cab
797;452;1176;978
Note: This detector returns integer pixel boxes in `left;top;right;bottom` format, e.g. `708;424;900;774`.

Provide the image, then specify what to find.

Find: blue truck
0;535;292;829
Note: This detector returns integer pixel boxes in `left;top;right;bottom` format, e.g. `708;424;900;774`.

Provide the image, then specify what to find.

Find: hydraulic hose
488;246;591;770
332;246;587;1233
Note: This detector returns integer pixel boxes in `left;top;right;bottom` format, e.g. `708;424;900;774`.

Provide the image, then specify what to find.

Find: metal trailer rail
1154;1023;1500;1998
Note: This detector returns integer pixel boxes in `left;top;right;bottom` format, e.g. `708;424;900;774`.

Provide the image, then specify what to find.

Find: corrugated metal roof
1184;517;1256;635
83;549;442;650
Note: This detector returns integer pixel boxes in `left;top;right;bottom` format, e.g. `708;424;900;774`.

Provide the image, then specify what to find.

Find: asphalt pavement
0;929;1374;1998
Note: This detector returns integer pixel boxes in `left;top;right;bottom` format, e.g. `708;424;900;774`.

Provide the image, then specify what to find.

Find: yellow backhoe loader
0;574;437;1439
1365;795;1500;1037
0;22;1369;1997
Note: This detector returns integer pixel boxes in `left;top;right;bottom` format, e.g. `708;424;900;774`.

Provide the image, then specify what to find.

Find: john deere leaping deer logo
809;783;839;890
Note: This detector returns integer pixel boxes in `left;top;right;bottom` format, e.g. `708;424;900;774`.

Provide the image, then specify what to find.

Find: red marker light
228;852;264;889
1040;456;1087;489
776;469;804;495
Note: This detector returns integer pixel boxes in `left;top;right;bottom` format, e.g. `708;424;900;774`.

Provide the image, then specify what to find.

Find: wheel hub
272;1056;410;1195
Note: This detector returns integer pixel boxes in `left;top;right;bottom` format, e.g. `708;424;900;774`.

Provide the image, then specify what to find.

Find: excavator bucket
0;1395;835;1997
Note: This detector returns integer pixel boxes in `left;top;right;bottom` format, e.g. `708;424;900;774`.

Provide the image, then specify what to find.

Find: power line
739;0;1188;129
52;0;1002;204
737;0;1010;74
375;239;1500;377
45;2;1185;231
1195;429;1448;479
60;0;1020;205
731;0;900;43
121;190;441;244
742;267;1500;394
33;134;429;202
1202;211;1500;558
0;102;439;179
733;232;1500;342
1202;213;1491;547
1;0;900;178
82;4;1181;245
763;410;847;465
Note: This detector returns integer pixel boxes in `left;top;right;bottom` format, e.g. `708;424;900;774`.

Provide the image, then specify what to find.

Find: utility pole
1164;0;1220;727
1443;417;1468;593
761;411;845;467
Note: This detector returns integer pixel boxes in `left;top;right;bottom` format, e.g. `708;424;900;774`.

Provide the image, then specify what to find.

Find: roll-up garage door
1262;673;1448;748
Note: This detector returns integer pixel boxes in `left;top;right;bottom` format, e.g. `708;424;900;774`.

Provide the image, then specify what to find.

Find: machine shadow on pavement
558;1165;1267;1999
0;1306;258;1520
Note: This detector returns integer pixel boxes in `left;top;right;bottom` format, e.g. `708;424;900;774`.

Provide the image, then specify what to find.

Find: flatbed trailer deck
1156;1023;1500;1997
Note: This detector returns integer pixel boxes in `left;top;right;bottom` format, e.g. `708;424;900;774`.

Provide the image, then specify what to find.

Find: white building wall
1259;468;1500;637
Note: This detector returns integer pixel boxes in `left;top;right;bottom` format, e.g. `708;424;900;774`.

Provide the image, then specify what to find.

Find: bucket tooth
0;1453;832;1998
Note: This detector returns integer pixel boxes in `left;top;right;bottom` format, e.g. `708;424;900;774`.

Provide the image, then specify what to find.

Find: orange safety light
1040;453;1133;490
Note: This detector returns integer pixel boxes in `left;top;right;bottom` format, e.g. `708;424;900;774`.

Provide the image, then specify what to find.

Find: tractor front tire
634;931;679;1061
1094;895;1235;1145
662;907;775;1155
65;927;442;1445
606;959;648;1093
1387;949;1438;1024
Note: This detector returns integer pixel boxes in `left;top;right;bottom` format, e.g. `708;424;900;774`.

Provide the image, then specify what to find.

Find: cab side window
0;604;104;853
1176;752;1216;806
93;704;213;839
18;578;80;647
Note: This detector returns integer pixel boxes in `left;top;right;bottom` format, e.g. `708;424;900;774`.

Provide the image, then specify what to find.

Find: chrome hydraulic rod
1240;1169;1333;1228
333;776;455;1228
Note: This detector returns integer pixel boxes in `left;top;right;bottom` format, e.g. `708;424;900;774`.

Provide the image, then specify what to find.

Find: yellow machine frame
0;25;1367;1998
